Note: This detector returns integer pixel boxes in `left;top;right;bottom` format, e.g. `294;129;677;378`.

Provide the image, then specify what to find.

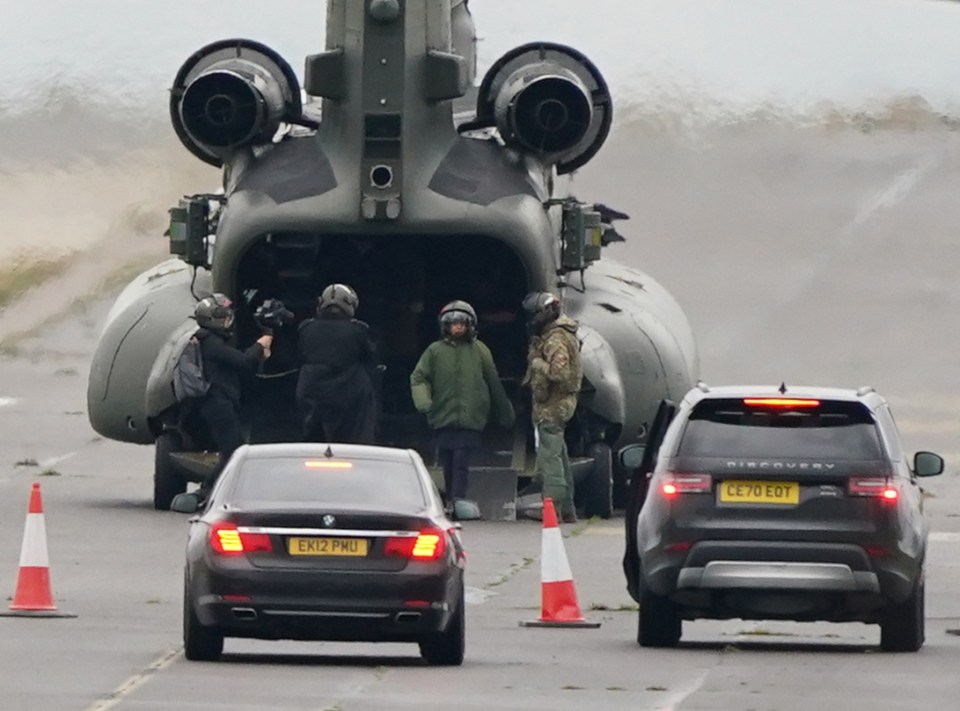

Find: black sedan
174;443;466;664
622;385;944;651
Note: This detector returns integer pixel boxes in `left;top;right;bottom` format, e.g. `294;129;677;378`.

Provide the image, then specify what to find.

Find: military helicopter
87;0;699;517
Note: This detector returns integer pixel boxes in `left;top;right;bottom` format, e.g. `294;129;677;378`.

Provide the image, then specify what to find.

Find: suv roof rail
856;386;875;397
696;380;710;393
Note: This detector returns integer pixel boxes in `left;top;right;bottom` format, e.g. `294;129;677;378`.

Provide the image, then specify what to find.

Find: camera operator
296;283;377;444
192;293;272;499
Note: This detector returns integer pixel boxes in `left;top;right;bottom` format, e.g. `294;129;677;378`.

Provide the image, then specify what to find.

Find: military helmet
194;293;235;335
318;283;359;318
438;300;477;338
522;291;561;333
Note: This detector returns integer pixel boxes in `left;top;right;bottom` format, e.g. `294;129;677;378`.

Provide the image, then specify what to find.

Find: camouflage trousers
536;421;574;516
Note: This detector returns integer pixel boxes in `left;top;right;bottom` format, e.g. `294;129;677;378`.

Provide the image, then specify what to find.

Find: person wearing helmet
521;291;582;524
410;300;515;514
193;293;273;496
296;283;378;443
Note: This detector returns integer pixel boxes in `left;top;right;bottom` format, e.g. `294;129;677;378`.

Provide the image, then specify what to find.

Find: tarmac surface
2;123;960;709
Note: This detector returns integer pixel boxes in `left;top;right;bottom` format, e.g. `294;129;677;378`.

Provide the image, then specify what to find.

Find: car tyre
183;580;224;661
880;576;925;652
638;589;682;647
581;442;613;519
154;430;187;511
419;582;465;666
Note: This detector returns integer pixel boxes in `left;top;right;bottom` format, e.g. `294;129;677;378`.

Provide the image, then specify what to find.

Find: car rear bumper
677;561;879;593
189;563;462;641
643;539;917;601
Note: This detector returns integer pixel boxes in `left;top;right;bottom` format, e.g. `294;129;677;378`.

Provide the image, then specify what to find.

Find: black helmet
194;293;235;335
522;291;561;334
438;300;477;338
318;283;359;318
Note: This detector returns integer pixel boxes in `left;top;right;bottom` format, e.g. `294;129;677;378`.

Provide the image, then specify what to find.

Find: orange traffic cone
520;497;600;628
0;483;76;618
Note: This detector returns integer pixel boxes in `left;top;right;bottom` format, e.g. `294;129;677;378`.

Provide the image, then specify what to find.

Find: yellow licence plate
719;480;799;505
287;537;369;557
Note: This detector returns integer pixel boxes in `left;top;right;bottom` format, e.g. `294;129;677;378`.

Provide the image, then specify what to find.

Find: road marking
583;526;622;535
930;532;960;542
658;670;709;711
0;397;19;407
466;586;498;604
81;648;182;711
38;452;76;469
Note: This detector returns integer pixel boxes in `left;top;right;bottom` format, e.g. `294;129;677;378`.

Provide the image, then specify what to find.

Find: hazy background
2;0;960;442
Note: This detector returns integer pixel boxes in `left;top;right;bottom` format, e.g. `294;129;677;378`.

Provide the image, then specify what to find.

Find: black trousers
434;428;481;502
198;395;244;489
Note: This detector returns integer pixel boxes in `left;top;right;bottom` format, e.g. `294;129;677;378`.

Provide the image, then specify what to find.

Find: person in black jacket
193;293;272;496
296;283;377;444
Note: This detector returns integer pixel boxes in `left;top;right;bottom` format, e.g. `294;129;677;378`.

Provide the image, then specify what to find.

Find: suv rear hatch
662;397;897;543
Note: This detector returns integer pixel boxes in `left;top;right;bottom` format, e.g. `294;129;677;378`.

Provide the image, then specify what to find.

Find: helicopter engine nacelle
476;42;612;175
170;39;302;167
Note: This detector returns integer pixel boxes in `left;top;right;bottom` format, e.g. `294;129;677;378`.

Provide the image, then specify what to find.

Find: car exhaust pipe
232;607;258;621
395;611;422;624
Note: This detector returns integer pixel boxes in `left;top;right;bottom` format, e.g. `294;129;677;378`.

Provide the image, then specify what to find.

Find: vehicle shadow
676;640;876;654
216;652;428;667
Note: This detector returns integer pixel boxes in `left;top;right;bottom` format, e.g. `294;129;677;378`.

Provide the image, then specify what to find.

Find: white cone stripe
18;513;49;568
540;528;573;583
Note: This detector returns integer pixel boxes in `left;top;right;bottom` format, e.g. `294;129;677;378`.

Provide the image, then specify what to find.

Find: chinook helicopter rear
87;0;698;516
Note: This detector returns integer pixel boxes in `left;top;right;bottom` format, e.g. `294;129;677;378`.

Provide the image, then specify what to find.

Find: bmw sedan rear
628;386;943;651
180;443;465;664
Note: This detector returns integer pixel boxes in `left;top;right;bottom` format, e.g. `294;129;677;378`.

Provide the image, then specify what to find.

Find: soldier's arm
480;343;515;428
533;337;572;383
206;336;264;372
409;346;434;413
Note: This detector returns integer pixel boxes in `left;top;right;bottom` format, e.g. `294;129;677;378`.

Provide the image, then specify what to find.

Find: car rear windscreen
231;457;428;509
678;399;884;460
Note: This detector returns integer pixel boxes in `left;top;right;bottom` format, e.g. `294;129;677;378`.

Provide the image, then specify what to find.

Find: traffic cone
0;483;76;618
520;497;600;628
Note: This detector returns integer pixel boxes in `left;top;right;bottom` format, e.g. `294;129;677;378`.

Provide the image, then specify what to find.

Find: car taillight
384;529;447;561
660;473;713;498
848;477;898;502
209;522;273;555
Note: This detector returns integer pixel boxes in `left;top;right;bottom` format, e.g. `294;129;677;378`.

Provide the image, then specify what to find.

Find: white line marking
930;532;960;542
466;586;497;605
0;397;19;407
38;452;75;469
82;648;182;711
658;670;709;711
584;526;622;536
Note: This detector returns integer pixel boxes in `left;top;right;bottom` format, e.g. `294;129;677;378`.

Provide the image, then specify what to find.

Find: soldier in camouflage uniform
521;292;582;523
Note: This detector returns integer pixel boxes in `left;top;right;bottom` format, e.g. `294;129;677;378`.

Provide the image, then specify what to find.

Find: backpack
172;334;210;402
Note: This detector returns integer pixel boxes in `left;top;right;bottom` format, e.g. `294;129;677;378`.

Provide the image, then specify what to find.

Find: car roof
687;384;886;409
237;442;417;464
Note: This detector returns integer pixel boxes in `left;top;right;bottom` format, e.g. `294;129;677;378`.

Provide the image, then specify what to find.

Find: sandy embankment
0;145;215;343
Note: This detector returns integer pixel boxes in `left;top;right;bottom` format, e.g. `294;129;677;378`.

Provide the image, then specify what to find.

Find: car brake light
209;522;273;555
848;477;898;502
304;460;353;469
384;529;447;561
660;473;712;498
743;398;820;408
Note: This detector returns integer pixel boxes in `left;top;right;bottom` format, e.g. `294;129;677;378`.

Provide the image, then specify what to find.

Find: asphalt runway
2;124;960;709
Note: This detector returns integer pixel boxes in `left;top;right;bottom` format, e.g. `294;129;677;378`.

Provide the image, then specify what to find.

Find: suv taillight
209;522;273;555
385;529;447;561
661;473;713;498
848;477;899;502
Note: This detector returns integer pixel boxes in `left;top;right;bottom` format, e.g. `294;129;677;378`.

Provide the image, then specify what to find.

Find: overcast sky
2;0;960;112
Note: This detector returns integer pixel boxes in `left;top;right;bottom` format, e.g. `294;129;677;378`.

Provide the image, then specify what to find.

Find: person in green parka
410;300;515;508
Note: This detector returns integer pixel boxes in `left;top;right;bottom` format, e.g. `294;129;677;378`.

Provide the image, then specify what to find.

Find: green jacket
522;315;582;425
410;337;516;432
